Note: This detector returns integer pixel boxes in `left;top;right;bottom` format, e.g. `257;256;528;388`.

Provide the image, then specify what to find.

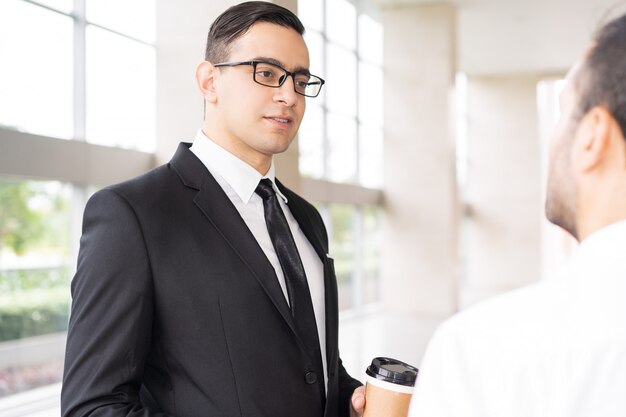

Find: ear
572;106;612;173
195;61;219;104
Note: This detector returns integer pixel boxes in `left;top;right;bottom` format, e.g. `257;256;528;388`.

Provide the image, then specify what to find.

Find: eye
257;70;274;79
255;65;277;80
294;75;311;89
295;80;308;88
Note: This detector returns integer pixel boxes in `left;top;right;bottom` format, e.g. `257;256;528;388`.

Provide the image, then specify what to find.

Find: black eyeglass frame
213;60;325;98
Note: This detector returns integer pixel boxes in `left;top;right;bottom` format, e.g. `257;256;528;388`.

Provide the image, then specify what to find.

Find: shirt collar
190;129;288;205
576;219;626;259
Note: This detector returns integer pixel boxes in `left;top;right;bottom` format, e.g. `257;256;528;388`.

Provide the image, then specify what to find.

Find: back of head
205;1;305;64
578;12;626;138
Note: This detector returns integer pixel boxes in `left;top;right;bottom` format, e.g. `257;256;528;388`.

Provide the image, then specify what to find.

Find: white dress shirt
409;220;626;417
190;130;328;389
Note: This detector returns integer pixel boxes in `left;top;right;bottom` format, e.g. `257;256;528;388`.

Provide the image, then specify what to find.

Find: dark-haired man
409;11;626;417
61;2;364;416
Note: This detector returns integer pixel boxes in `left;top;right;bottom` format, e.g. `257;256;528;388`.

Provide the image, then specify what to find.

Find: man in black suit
61;2;365;416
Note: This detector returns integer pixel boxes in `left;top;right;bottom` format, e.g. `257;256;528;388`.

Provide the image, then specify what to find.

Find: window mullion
73;0;86;141
354;1;361;186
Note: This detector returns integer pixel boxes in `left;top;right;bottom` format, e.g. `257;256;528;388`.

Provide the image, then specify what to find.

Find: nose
274;75;299;106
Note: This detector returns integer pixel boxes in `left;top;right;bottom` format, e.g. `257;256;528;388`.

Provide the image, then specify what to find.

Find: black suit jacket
61;143;362;417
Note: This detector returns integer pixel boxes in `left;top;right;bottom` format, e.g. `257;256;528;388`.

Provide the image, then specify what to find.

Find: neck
201;125;272;176
576;177;626;241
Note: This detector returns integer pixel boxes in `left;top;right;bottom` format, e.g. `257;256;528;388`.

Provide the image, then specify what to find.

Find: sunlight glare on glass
0;0;72;139
86;0;156;43
327;113;357;183
86;26;156;152
358;14;383;65
30;0;72;13
358;62;383;128
303;30;325;79
297;0;323;32
327;0;356;50
298;104;325;179
327;44;356;117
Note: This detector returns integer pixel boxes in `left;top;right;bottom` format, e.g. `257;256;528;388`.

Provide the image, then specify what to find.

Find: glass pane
362;206;382;304
304;30;325;79
299;104;324;179
327;0;356;50
327;113;357;184
86;26;156;152
327;44;356;117
0;179;72;397
31;0;72;13
86;0;156;43
330;204;356;311
298;0;323;32
358;62;383;127
359;126;383;188
358;13;383;65
0;0;72;139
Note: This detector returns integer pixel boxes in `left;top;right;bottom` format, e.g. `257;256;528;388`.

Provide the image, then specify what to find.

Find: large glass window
315;203;383;312
0;0;156;151
361;206;382;304
0;0;156;409
298;0;384;188
0;0;73;139
0;179;72;397
300;0;384;313
329;204;357;310
85;26;156;152
86;0;156;43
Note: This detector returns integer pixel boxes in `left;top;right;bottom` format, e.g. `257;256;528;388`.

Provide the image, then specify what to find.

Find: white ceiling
366;0;626;75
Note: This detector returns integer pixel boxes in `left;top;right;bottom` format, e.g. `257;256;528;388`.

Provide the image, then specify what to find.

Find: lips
264;116;292;124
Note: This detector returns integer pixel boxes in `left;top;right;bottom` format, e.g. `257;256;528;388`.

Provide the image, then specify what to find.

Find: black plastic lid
366;357;418;387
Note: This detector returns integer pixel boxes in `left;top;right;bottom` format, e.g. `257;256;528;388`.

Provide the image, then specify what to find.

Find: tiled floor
0;312;445;416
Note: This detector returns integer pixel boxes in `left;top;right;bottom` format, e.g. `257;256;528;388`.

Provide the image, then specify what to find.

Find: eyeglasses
213;60;325;98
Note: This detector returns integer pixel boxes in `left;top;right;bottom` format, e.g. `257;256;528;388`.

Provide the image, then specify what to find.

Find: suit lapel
169;144;301;345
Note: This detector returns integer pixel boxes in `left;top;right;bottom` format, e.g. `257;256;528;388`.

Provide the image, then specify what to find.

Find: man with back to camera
61;2;366;416
408;11;626;417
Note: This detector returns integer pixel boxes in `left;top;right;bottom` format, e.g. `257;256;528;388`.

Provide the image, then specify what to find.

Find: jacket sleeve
337;356;363;417
61;189;171;417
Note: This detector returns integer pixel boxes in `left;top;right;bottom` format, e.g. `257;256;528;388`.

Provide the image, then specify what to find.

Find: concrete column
382;5;458;315
461;75;543;307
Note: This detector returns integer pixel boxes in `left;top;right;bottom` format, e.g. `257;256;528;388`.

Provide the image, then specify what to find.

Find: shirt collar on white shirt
575;218;626;260
190;129;288;205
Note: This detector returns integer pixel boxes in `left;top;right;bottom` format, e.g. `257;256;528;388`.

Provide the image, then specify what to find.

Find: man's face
545;61;586;237
212;22;308;167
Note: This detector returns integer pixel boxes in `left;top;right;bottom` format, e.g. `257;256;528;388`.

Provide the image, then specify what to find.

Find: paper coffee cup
362;357;418;417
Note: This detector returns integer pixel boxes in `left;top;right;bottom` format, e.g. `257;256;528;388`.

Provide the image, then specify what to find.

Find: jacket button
305;371;317;384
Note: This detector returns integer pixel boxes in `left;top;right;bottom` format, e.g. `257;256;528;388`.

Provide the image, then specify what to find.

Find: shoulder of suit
103;163;171;195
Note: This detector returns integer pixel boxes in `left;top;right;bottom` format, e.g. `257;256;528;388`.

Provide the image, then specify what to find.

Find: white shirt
409;220;626;417
190;130;328;389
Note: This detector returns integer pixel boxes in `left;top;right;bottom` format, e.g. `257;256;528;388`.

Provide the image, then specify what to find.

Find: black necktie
255;179;325;393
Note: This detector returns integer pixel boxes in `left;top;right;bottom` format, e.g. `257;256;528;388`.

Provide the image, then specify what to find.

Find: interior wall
461;74;543;308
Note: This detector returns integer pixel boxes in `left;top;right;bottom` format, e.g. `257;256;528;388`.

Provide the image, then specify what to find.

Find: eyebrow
252;56;310;75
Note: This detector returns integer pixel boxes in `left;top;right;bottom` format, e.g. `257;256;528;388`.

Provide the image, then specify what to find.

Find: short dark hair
578;12;626;137
205;1;305;64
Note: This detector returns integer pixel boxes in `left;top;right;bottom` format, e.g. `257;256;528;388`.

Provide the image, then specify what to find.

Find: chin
267;136;296;154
